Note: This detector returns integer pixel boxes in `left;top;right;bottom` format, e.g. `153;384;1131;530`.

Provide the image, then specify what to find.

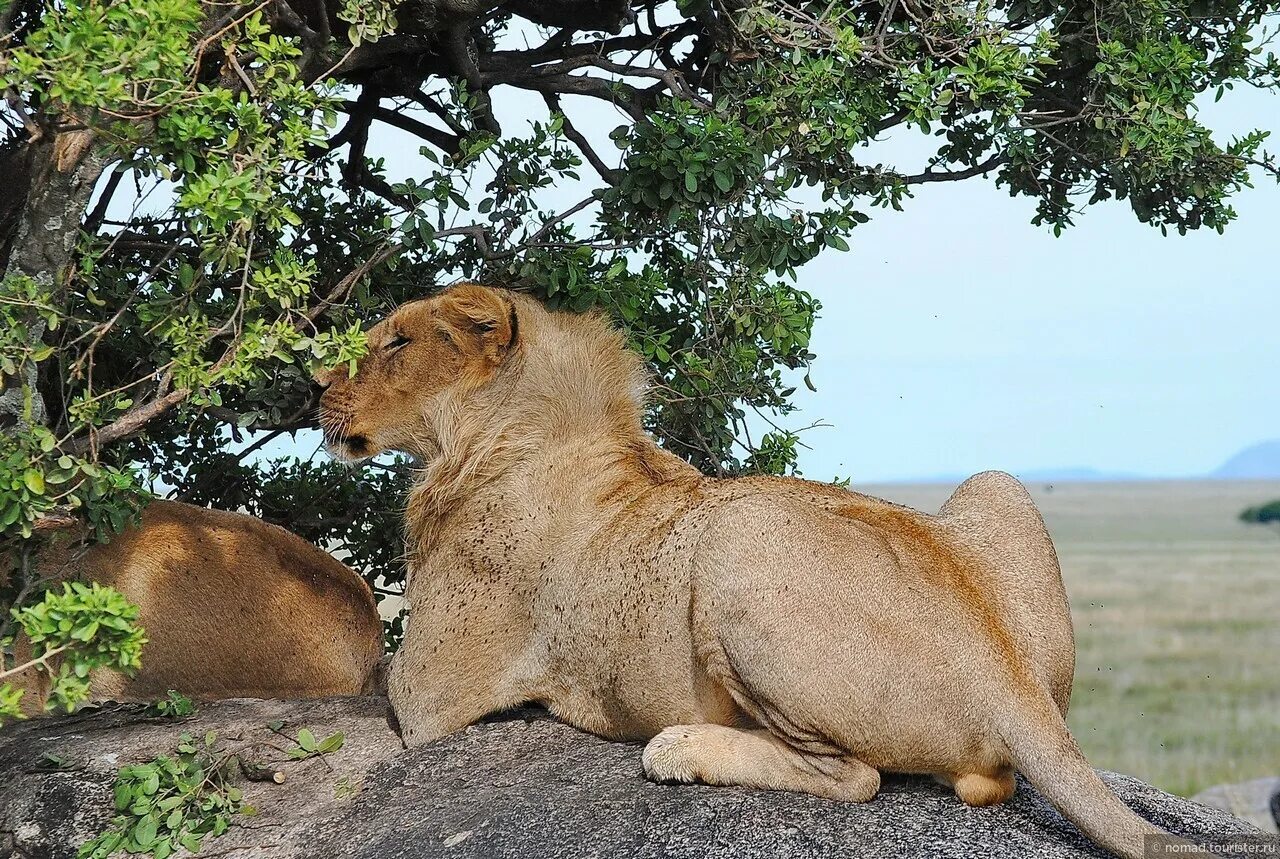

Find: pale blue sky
783;88;1278;481
362;78;1277;483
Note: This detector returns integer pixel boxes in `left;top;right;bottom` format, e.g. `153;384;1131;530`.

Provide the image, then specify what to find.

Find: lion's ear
437;284;518;364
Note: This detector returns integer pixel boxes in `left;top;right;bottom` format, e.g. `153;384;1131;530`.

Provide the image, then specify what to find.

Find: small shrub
150;690;196;719
285;727;344;761
78;731;248;859
1239;500;1280;525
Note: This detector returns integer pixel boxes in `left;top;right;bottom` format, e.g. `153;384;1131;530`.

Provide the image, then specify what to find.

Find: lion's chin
325;434;374;463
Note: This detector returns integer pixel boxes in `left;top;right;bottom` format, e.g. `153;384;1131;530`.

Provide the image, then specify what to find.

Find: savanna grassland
868;480;1280;797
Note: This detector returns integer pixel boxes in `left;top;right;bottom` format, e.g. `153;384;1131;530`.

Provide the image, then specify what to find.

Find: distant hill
1212;439;1280;479
1014;467;1143;483
868;441;1280;485
886;467;1141;485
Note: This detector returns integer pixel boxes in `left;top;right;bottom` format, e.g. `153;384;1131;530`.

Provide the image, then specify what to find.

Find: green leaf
296;728;317;752
132;814;158;848
317;732;345;754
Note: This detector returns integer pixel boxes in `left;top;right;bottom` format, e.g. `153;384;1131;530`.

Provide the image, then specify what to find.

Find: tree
1;0;1277;652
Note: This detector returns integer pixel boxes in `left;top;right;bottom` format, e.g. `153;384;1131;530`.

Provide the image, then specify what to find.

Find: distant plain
865;479;1280;797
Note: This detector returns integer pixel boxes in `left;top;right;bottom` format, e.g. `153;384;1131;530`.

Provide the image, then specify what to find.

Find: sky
779;86;1280;482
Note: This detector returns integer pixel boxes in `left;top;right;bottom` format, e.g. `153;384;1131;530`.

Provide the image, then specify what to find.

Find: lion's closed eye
385;334;411;351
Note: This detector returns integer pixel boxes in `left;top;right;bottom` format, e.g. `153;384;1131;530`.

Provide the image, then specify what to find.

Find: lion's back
15;501;383;714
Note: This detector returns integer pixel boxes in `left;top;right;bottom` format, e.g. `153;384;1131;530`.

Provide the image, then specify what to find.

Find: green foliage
1239;500;1280;525
75;723;342;856
0;274;60;380
0;682;23;721
284;727;345;760
0;420;143;539
339;0;398;46
78;731;247;859
150;690;196;718
744;431;803;477
0;582;146;722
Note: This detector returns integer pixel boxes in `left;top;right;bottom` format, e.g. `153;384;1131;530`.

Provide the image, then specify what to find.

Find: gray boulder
1192;777;1280;834
0;698;1258;859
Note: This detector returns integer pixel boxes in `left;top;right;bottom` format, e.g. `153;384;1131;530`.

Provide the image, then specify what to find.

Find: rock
1192;777;1280;834
0;698;1257;859
0;696;403;859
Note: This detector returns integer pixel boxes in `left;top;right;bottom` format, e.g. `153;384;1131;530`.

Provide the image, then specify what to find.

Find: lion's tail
998;684;1207;859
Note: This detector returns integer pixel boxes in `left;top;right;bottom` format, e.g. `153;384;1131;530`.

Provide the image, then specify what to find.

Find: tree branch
897;154;1008;184
407;89;469;137
337;96;414;210
542;93;620;184
358;103;462;157
67;386;190;454
485;67;644;121
82;162;125;234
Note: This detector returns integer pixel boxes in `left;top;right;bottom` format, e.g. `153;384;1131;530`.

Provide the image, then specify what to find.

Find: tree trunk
0;129;107;431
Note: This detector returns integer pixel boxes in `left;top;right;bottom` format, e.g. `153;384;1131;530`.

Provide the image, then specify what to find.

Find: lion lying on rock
5;501;384;715
316;283;1198;859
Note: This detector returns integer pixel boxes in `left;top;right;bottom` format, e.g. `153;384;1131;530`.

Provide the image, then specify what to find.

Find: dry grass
866;479;1280;797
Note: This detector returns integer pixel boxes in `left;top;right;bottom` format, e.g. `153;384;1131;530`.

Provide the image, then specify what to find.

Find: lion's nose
309;379;329;404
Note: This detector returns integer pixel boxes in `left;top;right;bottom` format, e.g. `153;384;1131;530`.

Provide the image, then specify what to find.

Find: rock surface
1192;777;1280;834
0;697;1259;859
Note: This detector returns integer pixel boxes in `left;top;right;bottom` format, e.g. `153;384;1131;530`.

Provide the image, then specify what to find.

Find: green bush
1240;500;1280;525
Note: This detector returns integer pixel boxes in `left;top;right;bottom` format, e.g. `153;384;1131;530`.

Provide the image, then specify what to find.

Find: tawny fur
316;284;1201;859
4;501;384;715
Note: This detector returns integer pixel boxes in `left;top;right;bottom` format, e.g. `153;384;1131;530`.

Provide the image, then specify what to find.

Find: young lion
316;283;1198;859
5;501;384;715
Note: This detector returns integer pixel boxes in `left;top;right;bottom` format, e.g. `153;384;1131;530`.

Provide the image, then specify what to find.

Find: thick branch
358;102;463;157
337;95;414;210
269;0;328;77
507;0;634;33
82;164;125;234
486;66;644;121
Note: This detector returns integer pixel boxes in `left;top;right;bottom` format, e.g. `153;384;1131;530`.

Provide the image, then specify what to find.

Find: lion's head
314;284;519;462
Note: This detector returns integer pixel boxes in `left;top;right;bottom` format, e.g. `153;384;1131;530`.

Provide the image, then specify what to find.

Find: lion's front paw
641;725;703;784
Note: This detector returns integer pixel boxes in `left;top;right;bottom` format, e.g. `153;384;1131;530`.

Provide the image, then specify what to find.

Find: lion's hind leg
641;723;881;803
